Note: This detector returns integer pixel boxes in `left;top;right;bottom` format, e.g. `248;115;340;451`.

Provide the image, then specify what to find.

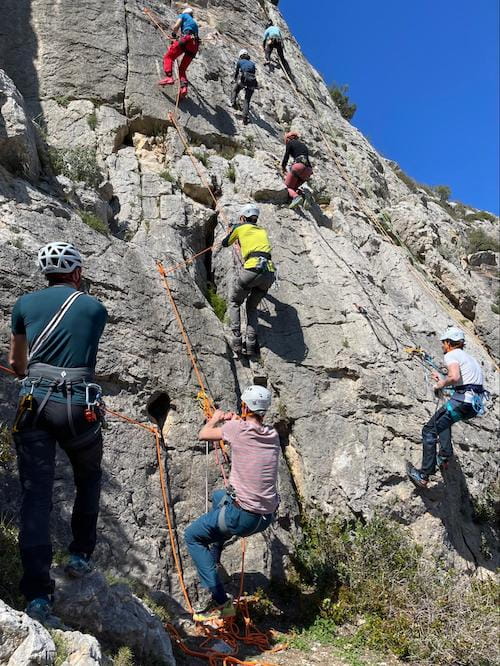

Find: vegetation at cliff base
279;515;499;665
0;516;23;609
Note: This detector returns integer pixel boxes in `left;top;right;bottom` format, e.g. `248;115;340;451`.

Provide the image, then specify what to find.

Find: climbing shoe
25;597;52;623
192;597;236;622
406;462;429;489
179;84;188;99
65;553;93;578
289;195;303;209
158;75;175;86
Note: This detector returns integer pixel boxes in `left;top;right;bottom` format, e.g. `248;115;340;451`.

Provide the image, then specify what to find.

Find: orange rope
143;7;171;41
156;260;229;468
154;428;193;612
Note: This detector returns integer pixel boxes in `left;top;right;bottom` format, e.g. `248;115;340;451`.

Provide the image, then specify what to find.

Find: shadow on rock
414;457;499;571
260;293;307;363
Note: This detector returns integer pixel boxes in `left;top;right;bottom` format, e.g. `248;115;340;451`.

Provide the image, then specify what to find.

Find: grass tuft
206;283;227;322
79;210;108;235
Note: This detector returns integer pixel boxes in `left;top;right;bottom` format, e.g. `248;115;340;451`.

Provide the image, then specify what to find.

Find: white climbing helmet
239;49;250;59
240;204;260;219
439;326;465;343
37;242;83;274
241;385;272;414
182;6;194;14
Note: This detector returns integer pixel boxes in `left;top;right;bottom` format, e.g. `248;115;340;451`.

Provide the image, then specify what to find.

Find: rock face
52;570;175;666
0;600;55;665
0;0;498;652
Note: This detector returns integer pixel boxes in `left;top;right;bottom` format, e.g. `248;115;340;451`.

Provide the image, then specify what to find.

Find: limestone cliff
0;0;498;626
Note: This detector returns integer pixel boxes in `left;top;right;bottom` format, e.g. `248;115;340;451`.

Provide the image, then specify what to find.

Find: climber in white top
408;327;485;488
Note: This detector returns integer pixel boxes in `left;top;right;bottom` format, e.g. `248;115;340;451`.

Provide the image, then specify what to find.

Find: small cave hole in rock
146;391;170;430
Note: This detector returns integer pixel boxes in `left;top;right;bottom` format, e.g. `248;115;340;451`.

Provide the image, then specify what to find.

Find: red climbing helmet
284;131;299;143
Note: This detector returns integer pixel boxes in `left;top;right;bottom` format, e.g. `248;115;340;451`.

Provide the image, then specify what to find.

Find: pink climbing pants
284;162;313;199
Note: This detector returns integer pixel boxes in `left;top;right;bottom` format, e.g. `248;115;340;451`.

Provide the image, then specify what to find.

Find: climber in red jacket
282;131;313;209
158;6;200;98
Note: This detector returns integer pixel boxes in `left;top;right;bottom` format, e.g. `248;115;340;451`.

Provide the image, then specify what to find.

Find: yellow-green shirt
222;223;275;272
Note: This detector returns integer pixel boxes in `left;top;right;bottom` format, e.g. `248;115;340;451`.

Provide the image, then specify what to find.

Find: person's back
263;25;282;42
225;222;274;271
180;12;198;35
237;58;256;76
10;242;108;625
283;138;310;168
222;205;275;355
222;418;280;514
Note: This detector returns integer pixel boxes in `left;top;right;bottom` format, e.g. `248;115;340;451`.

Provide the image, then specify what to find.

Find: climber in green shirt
222;204;275;355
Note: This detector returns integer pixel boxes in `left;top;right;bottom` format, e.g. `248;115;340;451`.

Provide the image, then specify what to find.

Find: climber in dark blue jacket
230;49;258;125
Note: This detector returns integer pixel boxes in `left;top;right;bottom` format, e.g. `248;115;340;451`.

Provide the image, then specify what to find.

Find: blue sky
281;0;499;214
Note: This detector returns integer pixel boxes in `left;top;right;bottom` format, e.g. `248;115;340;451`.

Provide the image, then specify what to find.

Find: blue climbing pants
421;399;476;477
184;489;274;594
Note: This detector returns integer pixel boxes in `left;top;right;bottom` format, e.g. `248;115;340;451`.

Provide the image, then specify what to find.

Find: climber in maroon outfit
158;6;199;98
282;131;313;209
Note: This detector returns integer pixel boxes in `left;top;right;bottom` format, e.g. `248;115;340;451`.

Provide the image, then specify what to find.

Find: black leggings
14;399;103;601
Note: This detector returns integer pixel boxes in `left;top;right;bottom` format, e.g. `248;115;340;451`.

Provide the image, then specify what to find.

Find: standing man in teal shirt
10;242;107;624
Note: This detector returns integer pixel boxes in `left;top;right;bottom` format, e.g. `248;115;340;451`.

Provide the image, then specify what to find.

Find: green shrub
79;210;108;235
87;111;97;131
53;95;71;108
466;228;500;253
291;515;499;665
113;647;134;666
51;632;70;666
0;516;23;608
328;84;357;121
226;163;236;183
242;136;255;157
432;185;452;202
48;146;101;188
465;210;497;223
159;169;176;184
193;150;210;168
206;283;227;322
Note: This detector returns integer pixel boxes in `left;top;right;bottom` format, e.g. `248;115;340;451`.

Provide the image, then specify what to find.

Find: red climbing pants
284;162;313;199
163;35;199;83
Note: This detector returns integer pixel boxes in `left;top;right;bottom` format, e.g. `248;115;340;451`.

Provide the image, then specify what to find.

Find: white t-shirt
444;349;484;403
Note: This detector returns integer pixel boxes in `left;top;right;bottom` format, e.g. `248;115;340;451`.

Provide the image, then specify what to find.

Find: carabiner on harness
84;382;103;423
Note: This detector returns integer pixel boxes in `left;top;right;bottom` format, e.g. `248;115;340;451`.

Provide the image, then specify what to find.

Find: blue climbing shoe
25;597;52;623
406;462;429;489
65;553;93;578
